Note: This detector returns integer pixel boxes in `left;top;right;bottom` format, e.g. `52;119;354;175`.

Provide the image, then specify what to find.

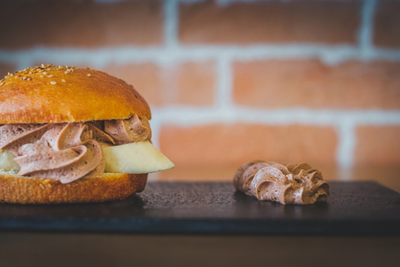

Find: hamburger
0;64;174;204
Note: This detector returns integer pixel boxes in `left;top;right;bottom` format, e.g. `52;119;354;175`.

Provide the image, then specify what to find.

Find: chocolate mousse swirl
234;161;329;205
104;114;151;144
0;123;110;184
0;116;151;184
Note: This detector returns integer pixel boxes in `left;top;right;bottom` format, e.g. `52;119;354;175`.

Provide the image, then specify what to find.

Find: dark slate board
0;181;400;235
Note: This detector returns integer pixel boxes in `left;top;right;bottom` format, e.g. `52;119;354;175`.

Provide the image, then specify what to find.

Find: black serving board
0;181;400;235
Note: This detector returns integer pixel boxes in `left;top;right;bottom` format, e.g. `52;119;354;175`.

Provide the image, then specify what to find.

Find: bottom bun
0;172;148;204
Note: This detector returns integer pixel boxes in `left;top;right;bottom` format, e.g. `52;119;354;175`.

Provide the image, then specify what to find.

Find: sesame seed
0;82;4;86
27;78;31;81
50;81;56;85
40;75;44;78
22;76;27;80
41;64;46;68
47;74;54;78
43;72;47;75
87;74;91;77
62;79;66;83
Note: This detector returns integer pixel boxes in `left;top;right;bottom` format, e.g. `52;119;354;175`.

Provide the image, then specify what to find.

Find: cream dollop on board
234;161;329;205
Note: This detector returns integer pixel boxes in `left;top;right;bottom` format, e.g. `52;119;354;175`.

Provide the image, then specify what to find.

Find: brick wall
0;0;399;171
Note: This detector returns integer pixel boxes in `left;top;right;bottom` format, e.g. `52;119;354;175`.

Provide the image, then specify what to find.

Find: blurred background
0;0;399;187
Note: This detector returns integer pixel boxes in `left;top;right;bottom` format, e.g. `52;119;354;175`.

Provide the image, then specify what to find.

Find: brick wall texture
0;0;399;171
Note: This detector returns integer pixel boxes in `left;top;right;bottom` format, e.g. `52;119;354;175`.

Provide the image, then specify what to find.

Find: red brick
0;63;17;79
179;0;359;45
102;61;215;106
103;63;163;106
172;62;216;105
233;60;400;110
374;1;400;49
160;124;337;167
0;0;162;49
355;126;400;166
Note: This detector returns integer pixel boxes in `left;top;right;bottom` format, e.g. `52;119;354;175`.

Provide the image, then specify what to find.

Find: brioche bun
0;64;151;204
0;64;151;124
0;172;147;204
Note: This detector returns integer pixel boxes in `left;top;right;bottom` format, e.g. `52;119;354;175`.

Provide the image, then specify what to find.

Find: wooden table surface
1;233;399;267
1;165;399;267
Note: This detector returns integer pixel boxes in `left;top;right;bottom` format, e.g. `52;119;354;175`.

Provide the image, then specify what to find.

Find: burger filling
0;114;151;184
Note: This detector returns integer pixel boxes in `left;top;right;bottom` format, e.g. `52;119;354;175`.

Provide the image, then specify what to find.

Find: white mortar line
164;0;180;50
149;116;161;149
94;0;124;3
2;45;400;69
358;0;377;60
336;120;356;170
188;0;359;4
370;48;400;61
215;57;234;110
151;107;400;126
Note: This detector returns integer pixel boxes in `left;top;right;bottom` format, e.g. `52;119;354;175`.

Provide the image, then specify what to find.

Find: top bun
0;64;151;124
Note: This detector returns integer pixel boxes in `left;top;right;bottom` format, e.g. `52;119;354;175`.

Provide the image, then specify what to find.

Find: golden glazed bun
0;64;151;204
0;64;151;124
0;173;148;204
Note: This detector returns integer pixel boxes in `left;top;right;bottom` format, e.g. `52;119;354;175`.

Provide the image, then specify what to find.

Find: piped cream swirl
234;161;329;205
104;114;151;145
0;115;151;184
